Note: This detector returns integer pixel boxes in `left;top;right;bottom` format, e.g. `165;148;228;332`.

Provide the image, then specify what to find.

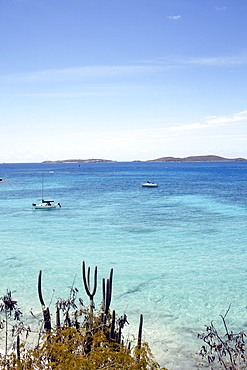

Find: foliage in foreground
1;261;246;369
0;262;168;370
198;305;246;370
1;327;165;369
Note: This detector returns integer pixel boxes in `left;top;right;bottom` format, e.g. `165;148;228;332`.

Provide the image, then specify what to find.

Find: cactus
138;313;143;349
56;306;61;328
65;311;71;327
17;334;20;361
110;310;116;342
37;270;51;333
136;313;143;360
43;307;51;332
38;270;45;308
102;278;106;306
82;261;97;314
102;268;113;315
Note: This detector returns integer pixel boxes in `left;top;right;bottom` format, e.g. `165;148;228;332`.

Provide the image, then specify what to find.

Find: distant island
146;155;247;162
42;155;246;163
42;158;117;163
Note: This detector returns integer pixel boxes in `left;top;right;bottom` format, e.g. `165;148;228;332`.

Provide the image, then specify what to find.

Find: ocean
0;161;246;369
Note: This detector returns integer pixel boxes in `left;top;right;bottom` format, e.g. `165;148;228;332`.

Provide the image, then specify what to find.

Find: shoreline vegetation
0;262;169;370
42;155;247;164
0;261;247;370
0;263;246;369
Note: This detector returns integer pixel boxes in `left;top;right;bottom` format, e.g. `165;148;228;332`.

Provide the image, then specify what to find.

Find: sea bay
0;161;247;369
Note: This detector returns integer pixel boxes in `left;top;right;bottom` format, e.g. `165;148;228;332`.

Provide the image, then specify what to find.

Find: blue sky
1;0;247;162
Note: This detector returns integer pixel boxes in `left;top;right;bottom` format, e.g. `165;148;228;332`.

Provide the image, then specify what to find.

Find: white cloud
134;54;247;69
167;15;181;20
206;110;247;125
186;55;247;66
168;122;210;132
153;54;247;67
161;110;247;133
215;7;227;11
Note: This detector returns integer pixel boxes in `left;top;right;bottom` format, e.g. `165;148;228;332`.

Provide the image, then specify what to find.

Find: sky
1;0;247;163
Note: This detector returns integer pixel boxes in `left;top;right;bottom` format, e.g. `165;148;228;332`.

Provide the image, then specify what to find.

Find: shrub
198;305;246;370
0;262;168;370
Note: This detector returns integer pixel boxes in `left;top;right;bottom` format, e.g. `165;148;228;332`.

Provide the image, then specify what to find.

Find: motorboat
32;174;61;209
32;200;61;209
141;181;158;188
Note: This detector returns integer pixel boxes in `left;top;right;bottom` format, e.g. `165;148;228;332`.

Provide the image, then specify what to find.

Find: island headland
146;155;246;162
42;158;117;163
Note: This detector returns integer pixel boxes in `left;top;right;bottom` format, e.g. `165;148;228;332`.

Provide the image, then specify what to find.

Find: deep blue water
0;161;247;369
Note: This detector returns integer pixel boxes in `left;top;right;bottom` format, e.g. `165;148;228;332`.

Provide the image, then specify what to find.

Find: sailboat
141;181;158;188
32;175;61;209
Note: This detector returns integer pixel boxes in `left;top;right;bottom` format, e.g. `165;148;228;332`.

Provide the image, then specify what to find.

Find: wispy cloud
0;65;165;84
215;6;227;12
206;110;247;125
1;52;247;86
185;55;247;66
166;110;247;133
168;122;212;132
138;53;247;68
152;54;247;67
21;91;109;98
167;15;181;20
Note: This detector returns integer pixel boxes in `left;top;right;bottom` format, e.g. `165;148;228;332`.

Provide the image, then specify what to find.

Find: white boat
32;175;61;210
141;181;158;188
32;200;61;209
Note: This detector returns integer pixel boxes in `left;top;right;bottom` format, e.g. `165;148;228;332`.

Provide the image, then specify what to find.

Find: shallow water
0;161;247;369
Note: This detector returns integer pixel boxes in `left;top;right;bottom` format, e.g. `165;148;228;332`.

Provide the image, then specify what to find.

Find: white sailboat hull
141;182;158;187
32;202;61;209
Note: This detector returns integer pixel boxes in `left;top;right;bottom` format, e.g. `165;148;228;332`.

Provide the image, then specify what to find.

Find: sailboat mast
42;174;44;201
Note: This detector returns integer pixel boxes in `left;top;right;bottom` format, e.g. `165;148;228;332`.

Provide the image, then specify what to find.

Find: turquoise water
0;162;247;369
